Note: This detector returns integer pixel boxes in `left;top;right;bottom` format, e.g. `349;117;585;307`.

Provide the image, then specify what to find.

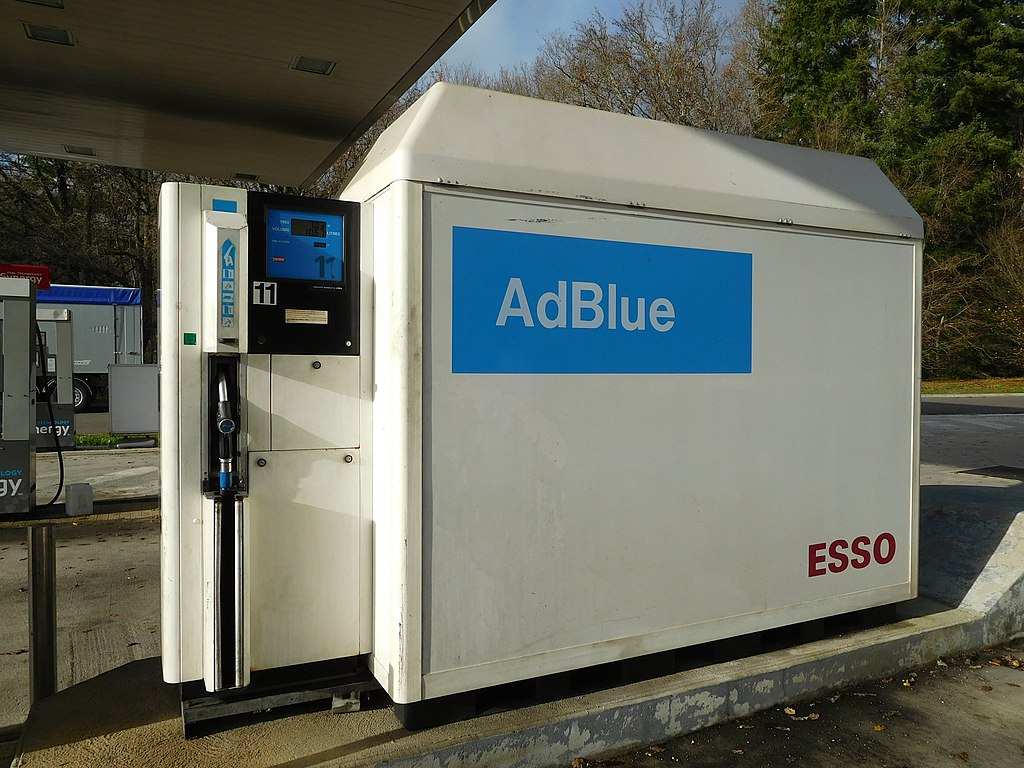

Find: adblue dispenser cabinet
161;83;922;729
342;84;921;726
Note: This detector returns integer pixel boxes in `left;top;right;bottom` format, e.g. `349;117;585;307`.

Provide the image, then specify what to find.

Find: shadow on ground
23;658;177;751
919;483;1024;608
922;401;1024;415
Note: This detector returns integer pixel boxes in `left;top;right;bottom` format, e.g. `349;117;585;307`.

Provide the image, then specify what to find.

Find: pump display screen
291;218;327;238
266;208;344;282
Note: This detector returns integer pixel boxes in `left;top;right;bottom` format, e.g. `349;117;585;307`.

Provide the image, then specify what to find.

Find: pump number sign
253;281;277;306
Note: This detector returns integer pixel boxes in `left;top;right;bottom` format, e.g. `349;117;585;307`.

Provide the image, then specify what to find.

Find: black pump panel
246;192;359;356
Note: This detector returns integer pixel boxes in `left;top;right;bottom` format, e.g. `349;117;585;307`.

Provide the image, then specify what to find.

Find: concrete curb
343;607;997;768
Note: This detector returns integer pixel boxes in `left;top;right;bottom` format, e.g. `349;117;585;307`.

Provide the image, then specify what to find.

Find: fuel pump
192;201;251;694
0;278;37;518
160;183;365;728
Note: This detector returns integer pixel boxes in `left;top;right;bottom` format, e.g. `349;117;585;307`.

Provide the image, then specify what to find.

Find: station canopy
0;1;493;187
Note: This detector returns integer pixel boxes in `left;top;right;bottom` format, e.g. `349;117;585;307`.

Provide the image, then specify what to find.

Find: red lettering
828;539;849;573
850;536;872;569
808;543;827;577
874;532;896;564
809;533;898;576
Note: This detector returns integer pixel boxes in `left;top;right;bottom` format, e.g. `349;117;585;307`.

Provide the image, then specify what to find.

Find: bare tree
525;0;752;134
976;217;1024;374
919;250;987;377
310;87;426;197
316;0;762;192
726;0;773;135
0;155;174;360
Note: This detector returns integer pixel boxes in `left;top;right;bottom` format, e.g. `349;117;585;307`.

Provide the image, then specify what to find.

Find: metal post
28;524;56;702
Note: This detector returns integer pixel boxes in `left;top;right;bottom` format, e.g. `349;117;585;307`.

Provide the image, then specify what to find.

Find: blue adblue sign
451;227;752;374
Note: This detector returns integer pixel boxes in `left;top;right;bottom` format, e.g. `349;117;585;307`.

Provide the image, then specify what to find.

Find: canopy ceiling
0;0;494;186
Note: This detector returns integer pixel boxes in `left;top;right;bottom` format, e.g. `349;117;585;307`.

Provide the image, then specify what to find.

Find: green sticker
183;332;197;346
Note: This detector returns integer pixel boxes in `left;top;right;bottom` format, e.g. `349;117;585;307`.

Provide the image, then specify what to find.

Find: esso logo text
808;533;896;577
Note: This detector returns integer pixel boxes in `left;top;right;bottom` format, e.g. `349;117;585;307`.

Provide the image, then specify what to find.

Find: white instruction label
285;308;329;325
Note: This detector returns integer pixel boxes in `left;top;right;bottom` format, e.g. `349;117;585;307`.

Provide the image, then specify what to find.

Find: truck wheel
73;379;93;411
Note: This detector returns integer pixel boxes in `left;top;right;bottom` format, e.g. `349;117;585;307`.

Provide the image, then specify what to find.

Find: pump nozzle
216;371;237;491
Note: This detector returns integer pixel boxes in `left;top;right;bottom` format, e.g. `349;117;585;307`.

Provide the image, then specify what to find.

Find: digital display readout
291;218;326;238
266;208;344;283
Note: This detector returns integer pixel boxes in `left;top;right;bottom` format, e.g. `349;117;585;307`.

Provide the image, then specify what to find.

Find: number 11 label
252;281;277;306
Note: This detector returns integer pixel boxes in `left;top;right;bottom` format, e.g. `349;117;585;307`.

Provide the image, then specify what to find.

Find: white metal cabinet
417;189;918;698
341;83;923;707
270;355;359;450
247;448;361;670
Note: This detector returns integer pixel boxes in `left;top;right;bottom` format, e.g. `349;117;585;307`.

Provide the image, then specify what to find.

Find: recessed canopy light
19;0;66;8
234;173;260;182
63;144;94;157
23;22;73;45
290;55;335;76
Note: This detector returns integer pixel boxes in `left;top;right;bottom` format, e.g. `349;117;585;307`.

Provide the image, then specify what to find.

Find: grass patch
922;378;1024;395
75;433;121;447
75;433;158;447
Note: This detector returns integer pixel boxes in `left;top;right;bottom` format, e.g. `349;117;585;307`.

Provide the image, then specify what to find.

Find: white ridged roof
342;83;922;240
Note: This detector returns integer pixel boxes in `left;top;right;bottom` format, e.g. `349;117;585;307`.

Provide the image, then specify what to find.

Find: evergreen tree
756;0;878;152
881;1;1023;249
757;0;1024;376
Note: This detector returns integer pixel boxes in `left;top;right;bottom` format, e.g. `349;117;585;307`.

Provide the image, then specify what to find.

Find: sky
439;0;745;75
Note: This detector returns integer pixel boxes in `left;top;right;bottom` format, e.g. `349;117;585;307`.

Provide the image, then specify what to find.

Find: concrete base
10;418;1024;767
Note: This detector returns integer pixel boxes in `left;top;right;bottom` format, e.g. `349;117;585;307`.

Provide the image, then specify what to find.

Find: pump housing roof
0;1;493;187
343;84;923;240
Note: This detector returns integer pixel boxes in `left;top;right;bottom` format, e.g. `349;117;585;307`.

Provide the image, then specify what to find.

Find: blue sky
440;0;745;74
